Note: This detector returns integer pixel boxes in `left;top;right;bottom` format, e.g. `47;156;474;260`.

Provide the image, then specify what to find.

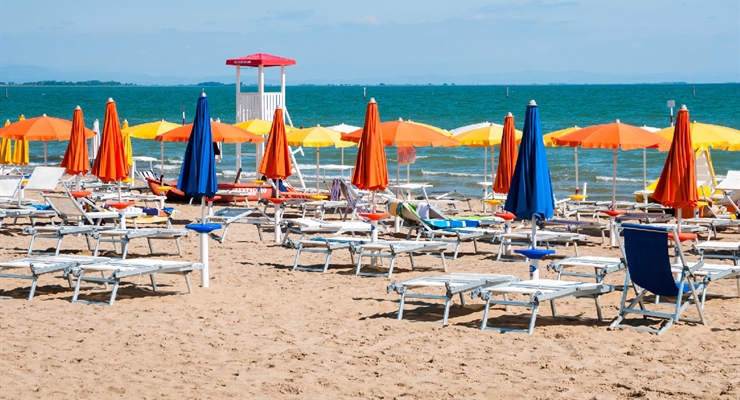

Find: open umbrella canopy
343;118;458;147
177;93;218;199
122;119;181;139
287;125;356;148
450;121;493;136
258;108;292;180
326;123;361;134
543;126;580;147
453;123;523;147
156;121;265;143
655;121;740;151
504;100;554;221
493;113;519;195
352;98;389;192
653;105;698;212
235;119;297;135
554;120;671;151
407;120;453;137
60;106;90;176
92;99;129;183
0;114;96;141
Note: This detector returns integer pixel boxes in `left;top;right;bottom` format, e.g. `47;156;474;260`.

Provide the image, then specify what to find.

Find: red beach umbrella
258;108;292;180
653;105;698;228
493;112;518;195
92;99;129;184
60;106;91;191
351;98;389;192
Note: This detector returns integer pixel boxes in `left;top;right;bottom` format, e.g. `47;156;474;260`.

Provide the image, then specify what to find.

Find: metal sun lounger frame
66;258;203;306
0;255;111;300
91;228;189;259
352;240;454;278
495;231;588;261
281;218;373;246
547;256;625;283
472;279;614;334
387;273;521;325
289;236;370;273
204;206;272;242
691;241;740;266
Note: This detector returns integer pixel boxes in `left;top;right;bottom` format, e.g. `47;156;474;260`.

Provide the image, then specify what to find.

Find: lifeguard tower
226;53;298;178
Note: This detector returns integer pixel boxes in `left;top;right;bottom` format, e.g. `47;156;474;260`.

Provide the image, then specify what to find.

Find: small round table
514;248;556;280
600;209;626;247
359;212;391;242
70;190;92;198
185;223;222;288
107;201;136;229
495;212;517;256
484;199;504;215
251;180;266;201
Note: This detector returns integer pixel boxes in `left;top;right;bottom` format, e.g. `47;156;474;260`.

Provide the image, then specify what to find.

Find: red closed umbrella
653;105;698;230
258;108;292;180
351;98;389;192
92;99;129;183
493;112;518;195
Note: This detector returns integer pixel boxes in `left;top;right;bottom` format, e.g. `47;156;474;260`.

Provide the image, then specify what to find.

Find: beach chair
0;255;110;300
65;258;203;305
390;201;501;259
472;279;613;334
353;240;454;278
387;273;521;325
609;223;715;335
547;256;625;283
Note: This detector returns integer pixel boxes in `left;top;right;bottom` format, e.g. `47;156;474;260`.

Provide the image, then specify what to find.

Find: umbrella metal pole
574;147;579;192
200;197;210;288
316;148;320;192
612;149;618;209
643;148;647;189
530;215;539;280
396;149;400;185
43;142;48;166
76;175;80;192
160;142;165;179
491;147;495;183
406;164;410;184
677;208;682;234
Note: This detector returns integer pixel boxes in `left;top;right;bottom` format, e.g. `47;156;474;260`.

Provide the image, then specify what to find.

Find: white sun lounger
387;273;521;325
66;258;203;305
353;240;454;278
290;236;371;273
671;261;740;298
547;256;625;283
495;231;588;261
473;279;614;334
0;255;110;300
91;228;189;259
692;241;740;266
282;218;373;245
204;206;271;242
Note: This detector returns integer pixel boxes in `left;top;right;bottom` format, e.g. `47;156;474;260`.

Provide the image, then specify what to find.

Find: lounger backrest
0;176;22;197
716;170;740;191
620;224;680;297
24;167;65;191
43;193;92;225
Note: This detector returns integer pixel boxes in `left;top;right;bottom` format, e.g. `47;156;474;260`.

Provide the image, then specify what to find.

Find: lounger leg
27;276;38;300
292;246;303;271
93;238;101;257
355;250;364;276
54;237;62;256
184;272;194;294
72;273;84;303
442;297;452;326
322;251;332;273
121;241;129;260
527;305;539;335
408;253;416;270
150;275;158;292
549;299;557;317
387;256;396;279
594;295;603;322
108;281;120;306
459;292;466;307
397;291;406;320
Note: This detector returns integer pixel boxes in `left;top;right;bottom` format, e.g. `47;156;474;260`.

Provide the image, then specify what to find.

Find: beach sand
1;194;739;399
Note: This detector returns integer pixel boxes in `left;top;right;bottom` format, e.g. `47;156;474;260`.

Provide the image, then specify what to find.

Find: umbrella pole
396;149;400;185
44;142;47;166
316;148;320;192
200;196;211;288
611;149;618;209
406;164;410;184
677;208;682;234
76;174;80;192
530;215;540;280
491;147;495;183
643;148;647;189
574;147;579;192
371;190;378;242
483;148;487;182
160;142;165;181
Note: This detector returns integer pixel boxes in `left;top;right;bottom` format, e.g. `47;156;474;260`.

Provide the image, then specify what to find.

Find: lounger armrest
387;281;405;295
685;260;705;277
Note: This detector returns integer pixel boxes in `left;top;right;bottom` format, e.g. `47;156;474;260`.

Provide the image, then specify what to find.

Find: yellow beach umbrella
543;126;580;147
121;119;182;139
655;121;740;151
121;119;133;167
235;118;297;135
453;122;523;183
287;125;355;191
0;120;12;166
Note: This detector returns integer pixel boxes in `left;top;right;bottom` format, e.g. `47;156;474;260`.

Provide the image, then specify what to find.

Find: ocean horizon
1;83;738;202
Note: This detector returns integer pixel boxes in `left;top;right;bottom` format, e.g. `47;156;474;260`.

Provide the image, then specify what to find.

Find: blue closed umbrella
504;100;555;278
178;92;217;199
180;91;220;288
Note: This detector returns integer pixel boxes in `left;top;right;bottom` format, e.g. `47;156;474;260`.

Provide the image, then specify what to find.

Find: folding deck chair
387;273;521;325
473;279;614;334
0;255;110;300
609;223;729;335
353;240;454;278
66;258;203;305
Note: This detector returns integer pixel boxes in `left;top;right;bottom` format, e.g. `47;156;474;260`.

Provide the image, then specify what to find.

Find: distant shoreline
1;82;738;88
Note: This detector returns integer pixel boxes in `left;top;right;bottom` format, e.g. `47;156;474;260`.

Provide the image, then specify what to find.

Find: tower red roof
225;53;296;67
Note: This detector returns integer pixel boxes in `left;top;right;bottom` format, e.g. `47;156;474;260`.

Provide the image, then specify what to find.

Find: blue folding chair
610;223;707;335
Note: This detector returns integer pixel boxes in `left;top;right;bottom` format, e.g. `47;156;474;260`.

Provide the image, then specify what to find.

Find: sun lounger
713;170;740;215
91;228;189;259
691;241;740;266
204;206;271;242
495;231;588;261
682;217;740;238
0;206;57;229
538;218;608;244
281;218;373;245
547;256;625;283
386;273;521;325
289;236;371;273
66;258;203;305
353;240;454;278
0;255;110;300
473;279;614;334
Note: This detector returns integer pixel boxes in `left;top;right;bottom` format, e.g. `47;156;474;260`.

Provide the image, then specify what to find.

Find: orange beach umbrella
653;105;698;226
493;113;518;195
258;108;292;180
60;106;91;178
92;99;129;184
351;98;389;192
156;121;264;144
0;114;96;141
343;118;458;147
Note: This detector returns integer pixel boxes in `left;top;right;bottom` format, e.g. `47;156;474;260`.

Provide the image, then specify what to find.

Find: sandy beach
1;192;739;399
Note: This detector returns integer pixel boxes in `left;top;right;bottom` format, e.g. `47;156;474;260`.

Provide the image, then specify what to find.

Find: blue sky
1;0;738;84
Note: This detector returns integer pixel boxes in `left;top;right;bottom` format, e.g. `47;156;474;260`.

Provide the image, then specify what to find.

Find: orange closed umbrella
60;106;91;190
653;105;698;228
351;98;389;193
92;99;129;184
258;108;292;180
493;113;518;194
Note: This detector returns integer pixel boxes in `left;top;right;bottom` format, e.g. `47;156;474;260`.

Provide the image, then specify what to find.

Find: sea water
1;84;738;201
